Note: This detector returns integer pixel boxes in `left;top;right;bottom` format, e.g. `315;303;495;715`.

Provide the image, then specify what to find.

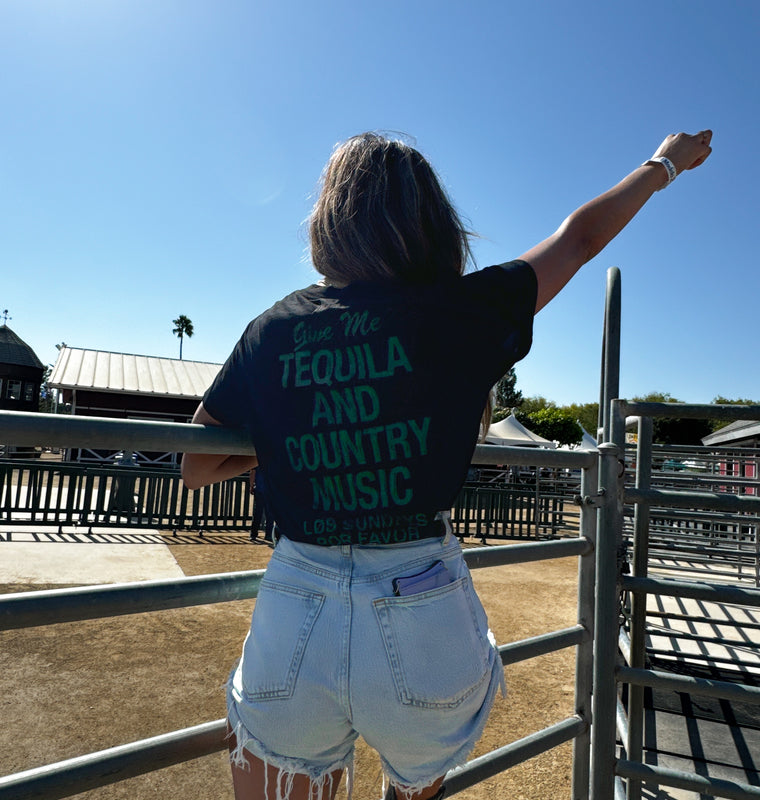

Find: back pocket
240;580;324;700
373;577;491;708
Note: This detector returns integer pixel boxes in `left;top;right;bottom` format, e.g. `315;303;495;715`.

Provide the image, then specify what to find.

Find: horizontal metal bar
626;487;760;513
616;666;760;705
0;570;264;631
471;445;596;468
463;537;592;570
0;411;256;455
645;609;760;632
616;758;760;799
0;410;596;468
619;401;760;422
0;719;227;800
644;628;759;650
644;648;760;671
622;575;760;607
0;714;587;800
498;625;588;665
0;539;589;632
444;716;587;795
644;546;759;563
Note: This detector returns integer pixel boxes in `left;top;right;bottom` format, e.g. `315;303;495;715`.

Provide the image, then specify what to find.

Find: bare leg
228;729;343;800
390;777;445;800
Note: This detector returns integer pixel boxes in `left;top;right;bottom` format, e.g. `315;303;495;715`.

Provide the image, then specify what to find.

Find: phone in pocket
392;560;452;596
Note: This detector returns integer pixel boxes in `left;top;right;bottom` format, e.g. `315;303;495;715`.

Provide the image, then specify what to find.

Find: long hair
309;133;473;285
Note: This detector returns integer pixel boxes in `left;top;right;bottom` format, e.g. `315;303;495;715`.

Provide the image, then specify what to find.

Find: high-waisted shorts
226;529;505;794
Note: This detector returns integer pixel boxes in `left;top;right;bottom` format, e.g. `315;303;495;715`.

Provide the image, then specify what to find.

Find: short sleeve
489;259;537;364
202;321;259;429
458;260;537;384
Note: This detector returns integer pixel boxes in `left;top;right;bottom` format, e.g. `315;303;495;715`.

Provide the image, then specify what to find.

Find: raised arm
181;403;258;490
521;130;713;313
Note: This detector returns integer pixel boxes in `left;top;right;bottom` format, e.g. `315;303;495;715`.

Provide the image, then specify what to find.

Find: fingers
686;129;712;170
653;130;713;173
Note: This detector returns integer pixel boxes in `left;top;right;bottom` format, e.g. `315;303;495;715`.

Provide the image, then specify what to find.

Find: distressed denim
227;527;505;797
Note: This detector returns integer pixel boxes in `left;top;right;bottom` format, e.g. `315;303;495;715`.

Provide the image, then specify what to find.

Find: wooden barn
0;324;46;456
48;346;222;465
0;324;45;413
702;420;760;496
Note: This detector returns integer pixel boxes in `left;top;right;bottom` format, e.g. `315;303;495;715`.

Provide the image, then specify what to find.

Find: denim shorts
226;527;505;794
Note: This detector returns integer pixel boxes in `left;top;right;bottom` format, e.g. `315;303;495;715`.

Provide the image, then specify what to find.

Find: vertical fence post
590;442;624;800
599;267;621;443
625;416;653;800
572;454;598;800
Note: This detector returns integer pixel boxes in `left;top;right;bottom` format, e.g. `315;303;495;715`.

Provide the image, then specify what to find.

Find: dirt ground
0;533;580;799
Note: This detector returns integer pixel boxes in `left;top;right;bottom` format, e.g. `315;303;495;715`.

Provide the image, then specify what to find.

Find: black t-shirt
203;260;537;545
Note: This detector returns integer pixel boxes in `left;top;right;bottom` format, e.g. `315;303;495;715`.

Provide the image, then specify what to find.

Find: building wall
61;389;198;422
0;363;44;412
58;388;200;465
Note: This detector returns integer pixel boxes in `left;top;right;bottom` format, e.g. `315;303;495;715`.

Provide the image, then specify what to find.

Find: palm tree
172;315;194;359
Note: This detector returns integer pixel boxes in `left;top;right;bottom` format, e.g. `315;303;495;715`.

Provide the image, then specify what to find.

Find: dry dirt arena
0;534;580;800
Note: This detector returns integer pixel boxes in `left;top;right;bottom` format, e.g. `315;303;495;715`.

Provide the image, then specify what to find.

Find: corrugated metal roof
702;419;760;447
48;347;222;399
0;325;44;369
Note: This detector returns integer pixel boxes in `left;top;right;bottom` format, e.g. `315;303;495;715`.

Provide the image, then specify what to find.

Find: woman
182;129;712;800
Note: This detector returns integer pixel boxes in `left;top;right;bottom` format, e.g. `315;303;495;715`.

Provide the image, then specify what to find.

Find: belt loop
436;510;453;545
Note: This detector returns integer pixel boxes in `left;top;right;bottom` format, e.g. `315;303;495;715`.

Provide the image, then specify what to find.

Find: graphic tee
203;260;537;545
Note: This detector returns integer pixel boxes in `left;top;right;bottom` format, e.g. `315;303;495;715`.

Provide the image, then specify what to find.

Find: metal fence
621;442;760;589
4;341;760;796
0;409;600;800
606;400;760;800
0;458;254;534
0;445;581;542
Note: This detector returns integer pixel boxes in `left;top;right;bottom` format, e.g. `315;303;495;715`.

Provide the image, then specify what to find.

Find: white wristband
643;156;677;190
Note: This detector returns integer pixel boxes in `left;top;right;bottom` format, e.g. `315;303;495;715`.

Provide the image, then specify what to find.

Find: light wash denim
227;526;505;797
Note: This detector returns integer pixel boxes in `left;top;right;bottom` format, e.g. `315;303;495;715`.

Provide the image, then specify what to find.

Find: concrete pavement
0;525;185;584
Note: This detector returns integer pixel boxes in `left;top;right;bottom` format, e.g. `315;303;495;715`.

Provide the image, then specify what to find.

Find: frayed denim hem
226;719;354;800
225;666;354;800
379;645;505;796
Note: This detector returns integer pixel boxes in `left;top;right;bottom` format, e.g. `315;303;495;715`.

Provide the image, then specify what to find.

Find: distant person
249;468;263;541
182;129;712;800
249;467;275;543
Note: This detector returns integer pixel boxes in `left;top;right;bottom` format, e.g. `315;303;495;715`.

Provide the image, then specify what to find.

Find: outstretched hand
651;130;713;174
525;127;714;313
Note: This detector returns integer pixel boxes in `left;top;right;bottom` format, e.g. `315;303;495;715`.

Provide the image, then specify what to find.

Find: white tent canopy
577;427;599;451
485;413;557;449
559;424;599;451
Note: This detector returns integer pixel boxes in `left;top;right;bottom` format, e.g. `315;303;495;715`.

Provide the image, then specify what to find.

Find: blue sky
1;0;757;406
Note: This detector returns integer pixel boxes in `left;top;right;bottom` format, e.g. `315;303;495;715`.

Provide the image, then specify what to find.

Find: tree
172;315;194;360
516;406;582;446
514;396;598;439
519;396;555;416
493;368;522;411
710;396;760;433
632;392;712;445
564;402;600;438
38;366;57;413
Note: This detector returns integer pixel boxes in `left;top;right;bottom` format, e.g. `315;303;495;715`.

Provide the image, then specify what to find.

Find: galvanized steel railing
0;411;579;540
600;400;760;800
0;410;599;800
0;458;255;533
0;456;574;542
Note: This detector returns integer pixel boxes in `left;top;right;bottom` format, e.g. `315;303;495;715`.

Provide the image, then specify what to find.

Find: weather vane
1;309;10;325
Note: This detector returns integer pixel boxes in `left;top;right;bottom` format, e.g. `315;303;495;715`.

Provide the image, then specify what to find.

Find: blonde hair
310;133;473;285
